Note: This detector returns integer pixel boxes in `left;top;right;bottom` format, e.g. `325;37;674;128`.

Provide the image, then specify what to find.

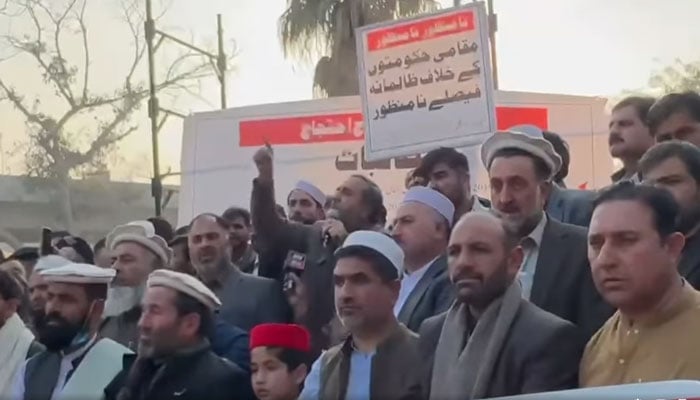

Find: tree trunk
57;173;75;233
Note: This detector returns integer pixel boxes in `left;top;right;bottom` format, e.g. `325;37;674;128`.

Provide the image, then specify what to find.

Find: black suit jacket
215;267;291;331
531;218;613;339
418;301;584;398
104;343;254;400
397;255;454;333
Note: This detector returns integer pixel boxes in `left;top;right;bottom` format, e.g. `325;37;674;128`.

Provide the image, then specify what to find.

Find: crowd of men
0;89;698;400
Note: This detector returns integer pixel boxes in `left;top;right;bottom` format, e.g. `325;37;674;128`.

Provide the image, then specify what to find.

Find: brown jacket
319;323;423;400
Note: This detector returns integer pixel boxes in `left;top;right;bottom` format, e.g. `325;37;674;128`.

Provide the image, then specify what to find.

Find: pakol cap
40;262;116;285
288;180;326;207
147;269;221;312
250;323;311;352
402;186;455;227
481;124;563;180
107;221;172;266
335;231;404;276
34;255;72;272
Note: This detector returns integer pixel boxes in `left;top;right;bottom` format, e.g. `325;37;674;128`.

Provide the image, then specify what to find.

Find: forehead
143;285;177;306
189;216;225;234
657;110;700;133
644;157;690;179
250;347;282;362
489;155;537;180
590;200;655;235
334;255;380;277
47;282;87;300
450;215;502;245
288;189;315;203
611;105;640;121
339;176;368;192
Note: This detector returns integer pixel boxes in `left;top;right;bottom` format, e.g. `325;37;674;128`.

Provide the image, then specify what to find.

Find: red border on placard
238;106;549;147
366;10;475;51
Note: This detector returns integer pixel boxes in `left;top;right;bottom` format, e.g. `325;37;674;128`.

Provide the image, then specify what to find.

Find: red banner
366;10;475;51
239;106;549;147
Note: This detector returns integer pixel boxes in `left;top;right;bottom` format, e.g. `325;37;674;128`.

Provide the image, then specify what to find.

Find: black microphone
323;209;340;247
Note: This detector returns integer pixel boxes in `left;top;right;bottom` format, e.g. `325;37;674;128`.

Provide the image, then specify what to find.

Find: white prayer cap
106;221;172;266
147;269;222;312
480;124;562;180
288;180;326;207
34;255;72;272
335;231;404;276
401;186;455;227
40;262;116;285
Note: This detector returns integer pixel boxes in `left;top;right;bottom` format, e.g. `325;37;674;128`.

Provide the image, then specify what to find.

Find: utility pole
487;0;499;89
145;0;228;216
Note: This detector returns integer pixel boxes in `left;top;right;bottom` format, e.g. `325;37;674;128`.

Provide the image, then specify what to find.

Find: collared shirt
393;258;436;316
11;336;96;400
580;282;700;387
518;213;547;300
611;168;640;184
300;348;375;400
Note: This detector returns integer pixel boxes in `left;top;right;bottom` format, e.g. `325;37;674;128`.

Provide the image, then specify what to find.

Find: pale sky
0;0;699;181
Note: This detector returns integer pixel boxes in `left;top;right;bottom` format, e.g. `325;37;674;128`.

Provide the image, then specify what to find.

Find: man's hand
253;145;273;181
321;218;348;244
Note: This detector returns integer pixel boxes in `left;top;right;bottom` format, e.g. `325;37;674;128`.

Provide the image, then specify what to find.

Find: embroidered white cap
40;262;116;284
335;230;404;276
288;180;326;207
34;255;72;272
480;124;563;179
147;269;222;311
106;221;172;266
401;186;456;226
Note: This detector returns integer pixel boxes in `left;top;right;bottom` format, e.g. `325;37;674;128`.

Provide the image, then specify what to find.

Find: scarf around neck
430;281;522;400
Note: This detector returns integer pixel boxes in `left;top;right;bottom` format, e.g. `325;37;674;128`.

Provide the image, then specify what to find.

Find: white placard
356;3;497;161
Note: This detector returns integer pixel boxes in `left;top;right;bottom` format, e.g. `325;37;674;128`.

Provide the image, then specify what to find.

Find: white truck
177;91;612;225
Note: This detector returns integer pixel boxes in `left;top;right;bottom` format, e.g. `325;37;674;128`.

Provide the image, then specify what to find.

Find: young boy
250;323;311;400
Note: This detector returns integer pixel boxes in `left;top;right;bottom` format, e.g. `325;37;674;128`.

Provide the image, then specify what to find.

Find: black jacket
397;255;454;333
104;342;254;400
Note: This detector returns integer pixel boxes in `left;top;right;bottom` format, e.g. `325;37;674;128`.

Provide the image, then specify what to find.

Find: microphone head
326;208;341;220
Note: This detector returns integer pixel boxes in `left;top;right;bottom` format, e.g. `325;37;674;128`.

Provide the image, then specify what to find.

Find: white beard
103;284;145;318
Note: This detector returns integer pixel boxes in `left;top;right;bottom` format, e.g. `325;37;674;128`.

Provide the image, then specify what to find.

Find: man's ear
665;232;686;265
507;245;524;277
292;364;309;386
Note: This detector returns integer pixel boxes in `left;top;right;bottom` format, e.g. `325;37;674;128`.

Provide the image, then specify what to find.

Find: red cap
250;323;311;352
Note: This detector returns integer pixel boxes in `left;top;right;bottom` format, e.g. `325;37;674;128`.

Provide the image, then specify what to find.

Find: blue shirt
300;349;374;400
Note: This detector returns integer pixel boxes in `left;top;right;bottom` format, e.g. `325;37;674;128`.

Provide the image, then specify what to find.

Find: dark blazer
545;185;596;227
680;232;700;290
418;301;585;398
104;342;254;400
397;255;454;333
215;267;291;331
532;218;613;339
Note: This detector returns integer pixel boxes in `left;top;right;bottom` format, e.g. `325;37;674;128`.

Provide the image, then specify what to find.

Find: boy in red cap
250;323;311;400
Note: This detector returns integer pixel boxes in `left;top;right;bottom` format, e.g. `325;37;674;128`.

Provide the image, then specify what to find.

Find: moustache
451;270;483;282
609;133;624;145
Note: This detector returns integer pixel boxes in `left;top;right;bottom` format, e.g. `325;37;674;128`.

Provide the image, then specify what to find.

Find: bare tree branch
77;0;89;102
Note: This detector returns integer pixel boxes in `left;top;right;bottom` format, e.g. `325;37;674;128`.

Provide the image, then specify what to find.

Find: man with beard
287;180;326;225
27;255;71;334
300;231;423;400
419;212;583;398
481;127;613;339
414;147;490;223
188;213;289;331
640;141;700;289
100;221;171;350
608;96;656;183
392;186;455;332
222;207;258;274
10;263;132;400
104;269;253;400
250;145;386;358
